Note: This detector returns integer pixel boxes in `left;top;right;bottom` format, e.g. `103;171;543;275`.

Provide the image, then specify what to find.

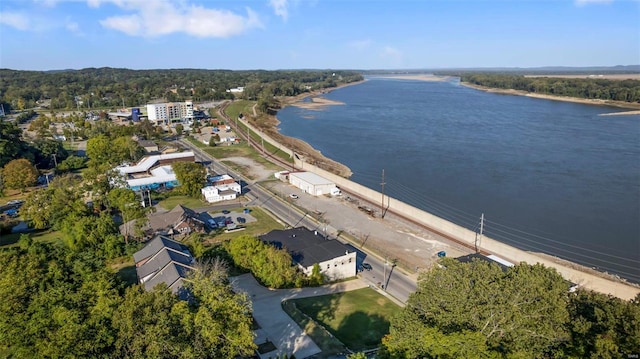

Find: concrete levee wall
294;158;640;300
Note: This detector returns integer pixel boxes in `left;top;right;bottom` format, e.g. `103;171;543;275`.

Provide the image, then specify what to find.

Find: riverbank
246;80;367;178
246;78;639;299
461;82;640;111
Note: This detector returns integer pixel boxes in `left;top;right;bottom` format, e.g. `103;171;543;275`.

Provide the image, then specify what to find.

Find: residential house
133;235;196;297
138;139;159;153
147;205;206;237
201;174;241;203
260;227;357;280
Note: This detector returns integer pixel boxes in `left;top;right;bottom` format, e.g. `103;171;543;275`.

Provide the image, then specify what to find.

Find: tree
225;235;301;288
21;174;89;229
0;118;29;167
175;123;184;136
381;258;571;358
2;158;39;192
565;290;640;358
107;188;146;243
171;162;206;198
0;242;121;357
187;260;257;358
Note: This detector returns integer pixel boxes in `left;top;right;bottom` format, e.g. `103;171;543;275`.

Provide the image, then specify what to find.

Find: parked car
289;194;299;199
361;263;373;271
237;217;246;224
222;210;230;214
207;219;218;228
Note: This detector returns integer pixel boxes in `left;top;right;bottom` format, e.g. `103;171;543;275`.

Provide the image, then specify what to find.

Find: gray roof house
133;235;196;296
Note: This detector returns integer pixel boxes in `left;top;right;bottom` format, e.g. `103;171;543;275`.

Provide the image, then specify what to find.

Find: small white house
201;186;238;203
289;171;341;196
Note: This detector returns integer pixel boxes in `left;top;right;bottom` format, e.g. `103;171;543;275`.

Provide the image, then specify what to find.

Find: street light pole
383;258;387;291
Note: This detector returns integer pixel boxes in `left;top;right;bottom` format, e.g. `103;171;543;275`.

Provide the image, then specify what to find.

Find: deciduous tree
171;162;206;198
2;158;39;192
381;258;571;358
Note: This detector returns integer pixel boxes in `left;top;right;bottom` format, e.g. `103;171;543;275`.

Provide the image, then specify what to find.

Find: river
276;77;640;283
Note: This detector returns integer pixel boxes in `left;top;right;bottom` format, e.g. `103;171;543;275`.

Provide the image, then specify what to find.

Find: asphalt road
180;138;417;304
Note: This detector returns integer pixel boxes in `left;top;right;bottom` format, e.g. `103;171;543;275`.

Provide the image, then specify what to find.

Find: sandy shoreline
461;82;640;111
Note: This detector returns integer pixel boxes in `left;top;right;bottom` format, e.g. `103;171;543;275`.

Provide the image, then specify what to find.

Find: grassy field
287;288;401;351
224;100;255;121
0;229;64;248
157;195;210;211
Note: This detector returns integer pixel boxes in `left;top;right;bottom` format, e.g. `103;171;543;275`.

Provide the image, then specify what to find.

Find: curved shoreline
257;79;640;298
460;82;640;111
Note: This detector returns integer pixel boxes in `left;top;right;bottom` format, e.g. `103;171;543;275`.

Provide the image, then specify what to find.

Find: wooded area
0;68;364;111
380;258;640;358
459;73;640;103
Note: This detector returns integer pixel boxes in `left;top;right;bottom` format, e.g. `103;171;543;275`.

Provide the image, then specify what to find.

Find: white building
115;151;195;191
260;227;357;281
146;101;194;125
288;171;341;196
201;174;241;203
201;186;238;203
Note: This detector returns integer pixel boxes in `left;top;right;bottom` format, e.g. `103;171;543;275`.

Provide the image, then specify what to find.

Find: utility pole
475;213;484;253
383;257;387;290
52;153;57;167
380;169;387;218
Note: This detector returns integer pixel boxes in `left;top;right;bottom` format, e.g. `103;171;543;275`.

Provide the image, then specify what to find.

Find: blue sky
0;0;638;70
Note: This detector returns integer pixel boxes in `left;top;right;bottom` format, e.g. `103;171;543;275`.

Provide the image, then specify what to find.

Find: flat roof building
260;227;356;280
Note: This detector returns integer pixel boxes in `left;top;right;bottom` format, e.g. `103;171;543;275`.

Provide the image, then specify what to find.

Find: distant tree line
458;73;640;103
0;68;364;111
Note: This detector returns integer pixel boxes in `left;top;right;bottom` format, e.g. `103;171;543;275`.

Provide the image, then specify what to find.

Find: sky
0;0;638;71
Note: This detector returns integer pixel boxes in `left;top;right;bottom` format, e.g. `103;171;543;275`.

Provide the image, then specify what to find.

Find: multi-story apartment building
146;101;193;125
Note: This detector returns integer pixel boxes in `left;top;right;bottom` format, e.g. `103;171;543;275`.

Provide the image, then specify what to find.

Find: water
276;77;640;283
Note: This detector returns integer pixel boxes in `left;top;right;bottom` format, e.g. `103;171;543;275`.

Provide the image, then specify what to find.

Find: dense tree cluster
0;240;256;358
0;118;68;169
460;73;640;103
171;161;206;198
380;258;640;358
0;68;364;111
225;235;311;288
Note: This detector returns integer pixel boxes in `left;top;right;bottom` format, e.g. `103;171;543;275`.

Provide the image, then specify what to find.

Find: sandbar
462;82;640;110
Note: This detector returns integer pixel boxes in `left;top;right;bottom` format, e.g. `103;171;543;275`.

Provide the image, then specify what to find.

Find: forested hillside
459;73;640;103
0;68;363;111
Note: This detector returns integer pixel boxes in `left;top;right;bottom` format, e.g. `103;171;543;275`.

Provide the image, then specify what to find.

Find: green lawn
224;100;255;121
0;229;64;248
157;195;209;211
288;288;401;351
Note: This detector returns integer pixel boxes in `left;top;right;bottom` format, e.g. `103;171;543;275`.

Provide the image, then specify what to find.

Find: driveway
231;274;368;359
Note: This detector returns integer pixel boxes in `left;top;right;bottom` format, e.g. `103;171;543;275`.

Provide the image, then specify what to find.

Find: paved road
232;273;369;359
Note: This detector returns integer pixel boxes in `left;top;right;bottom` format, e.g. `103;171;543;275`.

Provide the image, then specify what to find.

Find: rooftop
288;171;335;186
260;227;351;268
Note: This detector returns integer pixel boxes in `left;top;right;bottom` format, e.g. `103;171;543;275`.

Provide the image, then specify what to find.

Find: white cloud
0;12;30;31
348;39;373;51
95;0;262;38
381;46;402;60
65;19;82;34
574;0;614;5
269;0;289;21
